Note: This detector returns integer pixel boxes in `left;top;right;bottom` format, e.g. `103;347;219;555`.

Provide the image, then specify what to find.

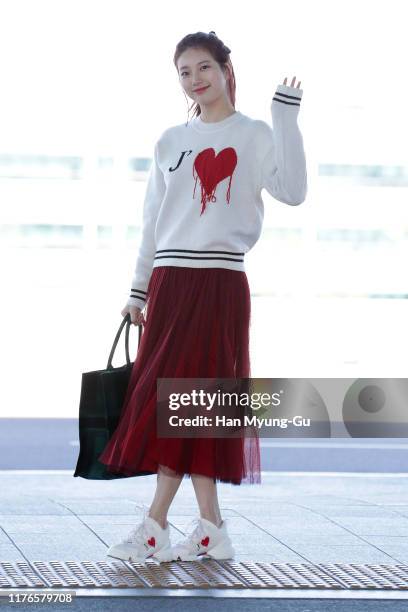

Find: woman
98;30;307;563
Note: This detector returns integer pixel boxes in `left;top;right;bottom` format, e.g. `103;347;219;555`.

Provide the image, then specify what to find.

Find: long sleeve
260;83;307;206
126;140;166;308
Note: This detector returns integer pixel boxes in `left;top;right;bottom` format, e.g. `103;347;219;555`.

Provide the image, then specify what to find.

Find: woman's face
177;47;229;105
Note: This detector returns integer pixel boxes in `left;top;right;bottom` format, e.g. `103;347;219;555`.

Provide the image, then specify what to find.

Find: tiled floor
1;471;408;565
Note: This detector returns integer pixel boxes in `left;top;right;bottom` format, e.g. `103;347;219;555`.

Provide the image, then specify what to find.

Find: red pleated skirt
97;266;261;485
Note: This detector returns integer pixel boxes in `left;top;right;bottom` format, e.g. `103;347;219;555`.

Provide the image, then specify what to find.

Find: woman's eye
181;65;209;77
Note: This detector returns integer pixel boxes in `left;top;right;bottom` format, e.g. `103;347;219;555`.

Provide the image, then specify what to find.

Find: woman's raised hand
283;76;302;89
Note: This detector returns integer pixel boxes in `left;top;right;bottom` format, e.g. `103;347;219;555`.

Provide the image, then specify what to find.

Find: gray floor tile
292;544;399;564
331;516;408;536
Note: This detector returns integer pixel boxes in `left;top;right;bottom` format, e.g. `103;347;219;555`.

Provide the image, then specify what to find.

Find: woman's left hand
283;76;302;89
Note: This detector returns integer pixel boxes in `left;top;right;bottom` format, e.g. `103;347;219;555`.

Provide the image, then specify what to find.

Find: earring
182;89;195;125
182;90;189;125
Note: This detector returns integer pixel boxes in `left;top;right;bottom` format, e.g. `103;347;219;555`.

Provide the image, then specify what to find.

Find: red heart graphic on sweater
201;536;210;547
193;147;237;215
147;537;155;547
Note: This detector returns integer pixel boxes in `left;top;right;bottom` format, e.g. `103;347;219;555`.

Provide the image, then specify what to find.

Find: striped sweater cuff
273;83;303;107
127;288;147;308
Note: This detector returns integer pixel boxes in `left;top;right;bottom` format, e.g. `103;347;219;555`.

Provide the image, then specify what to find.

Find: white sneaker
107;508;173;563
172;517;235;561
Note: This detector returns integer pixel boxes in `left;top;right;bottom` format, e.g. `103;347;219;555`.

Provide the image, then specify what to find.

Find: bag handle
106;312;142;370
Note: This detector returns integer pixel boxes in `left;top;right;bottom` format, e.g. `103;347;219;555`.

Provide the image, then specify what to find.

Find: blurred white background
0;0;407;417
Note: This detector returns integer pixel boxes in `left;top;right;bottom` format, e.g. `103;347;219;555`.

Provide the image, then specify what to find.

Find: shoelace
134;502;149;517
124;522;151;546
174;517;207;551
124;503;152;545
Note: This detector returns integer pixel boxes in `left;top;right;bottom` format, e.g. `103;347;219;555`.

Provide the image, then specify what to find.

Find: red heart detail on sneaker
201;536;210;547
147;537;155;547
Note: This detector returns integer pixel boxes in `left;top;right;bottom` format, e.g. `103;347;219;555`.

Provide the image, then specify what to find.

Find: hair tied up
174;31;236;122
208;31;231;54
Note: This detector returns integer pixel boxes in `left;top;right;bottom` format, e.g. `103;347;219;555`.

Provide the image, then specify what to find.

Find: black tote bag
73;312;142;480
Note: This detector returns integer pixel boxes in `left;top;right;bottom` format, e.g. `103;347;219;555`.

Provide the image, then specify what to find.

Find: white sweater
127;83;307;308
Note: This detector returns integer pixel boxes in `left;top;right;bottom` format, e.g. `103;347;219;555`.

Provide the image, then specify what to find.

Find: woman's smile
194;86;210;94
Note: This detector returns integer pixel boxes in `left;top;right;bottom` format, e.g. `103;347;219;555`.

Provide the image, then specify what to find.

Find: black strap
106;313;141;369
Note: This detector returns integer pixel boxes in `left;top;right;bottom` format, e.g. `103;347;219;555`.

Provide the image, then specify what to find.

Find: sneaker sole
172;541;236;562
107;543;173;563
152;544;174;562
204;541;236;560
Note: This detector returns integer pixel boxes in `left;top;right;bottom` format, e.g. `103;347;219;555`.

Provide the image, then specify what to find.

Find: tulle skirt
97;265;261;485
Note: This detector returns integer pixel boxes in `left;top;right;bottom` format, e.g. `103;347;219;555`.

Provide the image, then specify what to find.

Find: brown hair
173;31;236;123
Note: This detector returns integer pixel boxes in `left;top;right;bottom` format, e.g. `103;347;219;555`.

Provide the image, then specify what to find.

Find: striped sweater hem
152;248;245;270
